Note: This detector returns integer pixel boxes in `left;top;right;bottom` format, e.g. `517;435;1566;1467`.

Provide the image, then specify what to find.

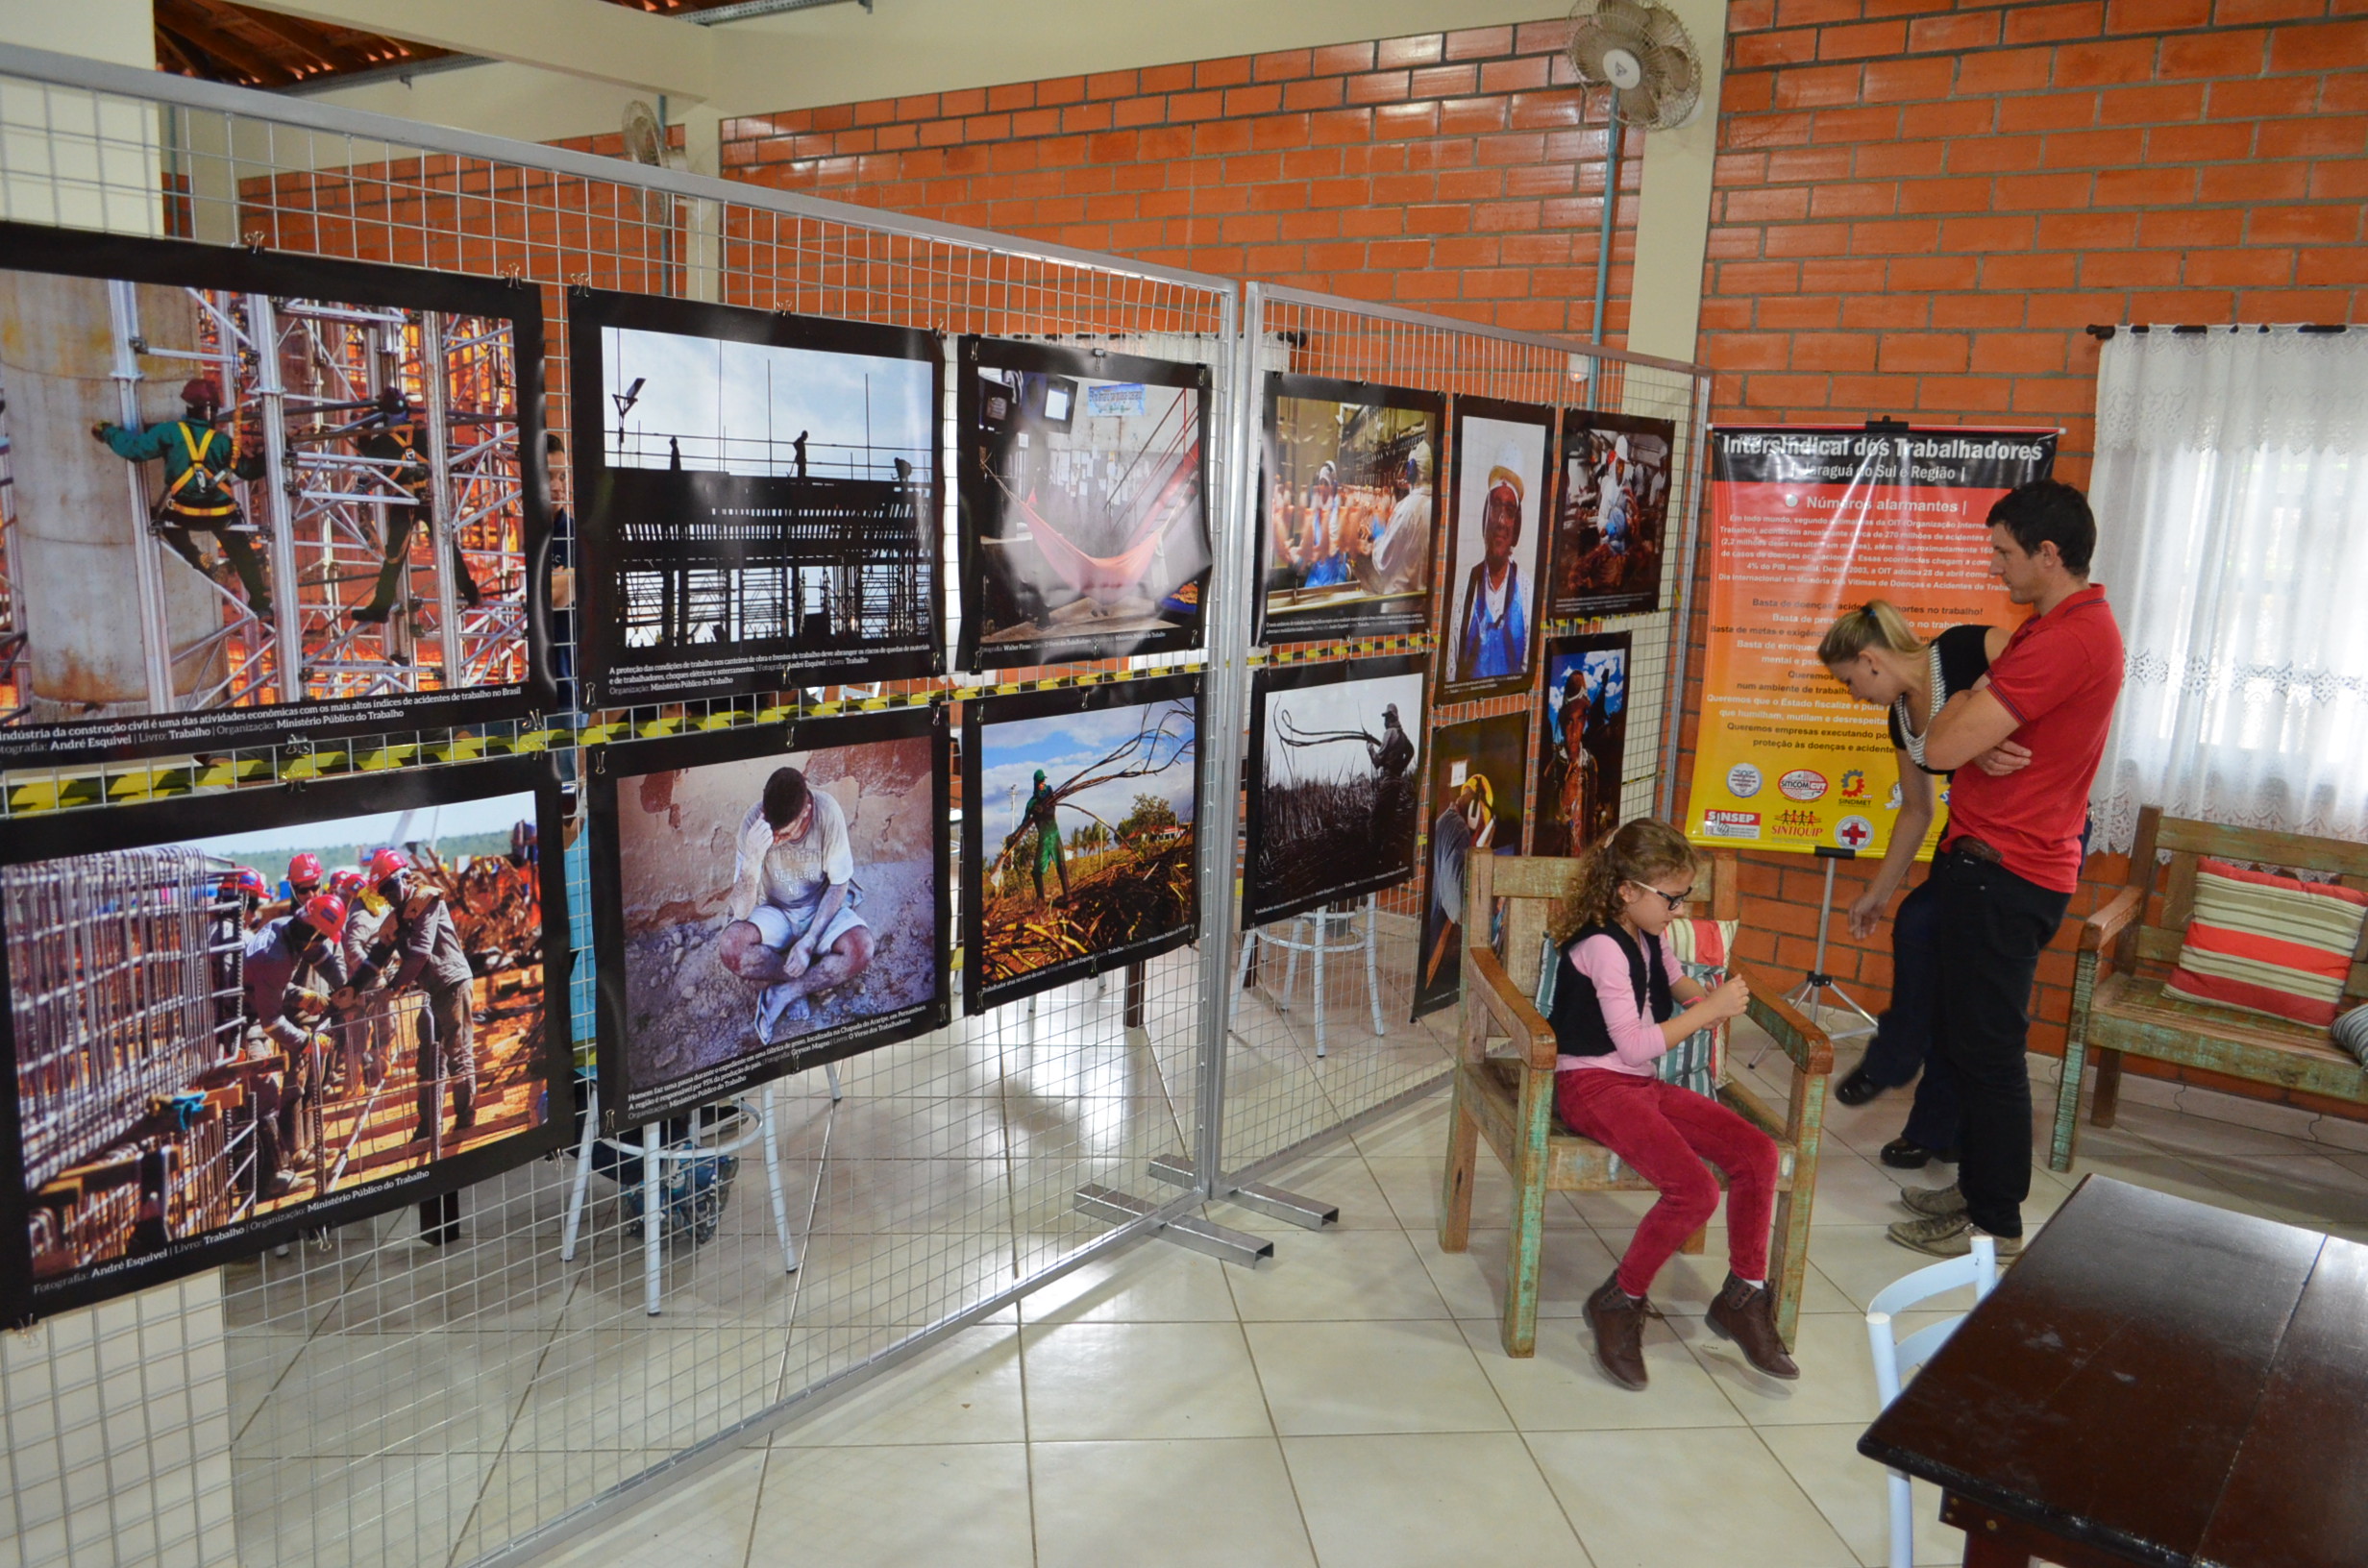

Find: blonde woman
1815;602;2015;1170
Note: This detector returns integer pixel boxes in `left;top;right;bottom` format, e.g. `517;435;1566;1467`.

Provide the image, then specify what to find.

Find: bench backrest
2123;806;2368;1003
1469;846;1743;997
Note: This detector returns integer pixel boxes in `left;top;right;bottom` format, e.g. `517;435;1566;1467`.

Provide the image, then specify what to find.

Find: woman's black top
1886;623;1992;776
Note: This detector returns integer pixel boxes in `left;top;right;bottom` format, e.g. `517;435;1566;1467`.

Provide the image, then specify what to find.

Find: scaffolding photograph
0;230;539;762
0;774;565;1320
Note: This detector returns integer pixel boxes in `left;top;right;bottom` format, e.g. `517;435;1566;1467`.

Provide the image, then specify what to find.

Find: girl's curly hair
1551;818;1698;943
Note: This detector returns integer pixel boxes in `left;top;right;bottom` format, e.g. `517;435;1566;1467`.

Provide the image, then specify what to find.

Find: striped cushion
2165;858;2368;1027
1665;917;1740;1082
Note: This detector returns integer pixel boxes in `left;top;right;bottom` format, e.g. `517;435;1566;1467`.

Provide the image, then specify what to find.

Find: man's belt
1950;835;2006;867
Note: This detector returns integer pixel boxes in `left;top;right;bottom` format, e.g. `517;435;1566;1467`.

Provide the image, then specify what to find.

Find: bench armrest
2083;885;2143;955
1468;944;1559;1071
1736;961;1834;1080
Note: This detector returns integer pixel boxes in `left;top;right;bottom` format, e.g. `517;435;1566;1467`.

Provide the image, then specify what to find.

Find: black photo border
1242;652;1429;929
1531;628;1636;860
567;288;946;708
962;672;1203;1014
955;337;1214;672
1255;373;1444;647
1544;409;1679;622
1435;394;1556;702
584;705;951;1134
0;756;572;1325
0;220;554;767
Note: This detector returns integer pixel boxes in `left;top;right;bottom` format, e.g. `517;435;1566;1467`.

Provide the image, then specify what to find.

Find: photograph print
0;221;550;766
1532;631;1632;859
0;758;569;1322
965;674;1201;1012
1548;412;1675;620
587;709;950;1132
1438;397;1554;699
958;339;1212;668
568;289;942;706
1411;711;1529;1020
1257;375;1442;644
1243;655;1425;928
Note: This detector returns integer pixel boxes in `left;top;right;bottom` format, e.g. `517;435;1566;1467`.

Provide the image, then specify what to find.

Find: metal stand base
1147;1155;1340;1230
1073;1184;1276;1267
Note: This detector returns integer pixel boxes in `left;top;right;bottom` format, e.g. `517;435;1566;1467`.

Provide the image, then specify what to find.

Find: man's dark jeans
1932;847;2071;1239
1856;876;1961;1152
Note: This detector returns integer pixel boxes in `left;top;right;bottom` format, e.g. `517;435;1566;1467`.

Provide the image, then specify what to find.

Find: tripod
1752;848;1880;1068
1788;849;1880;1043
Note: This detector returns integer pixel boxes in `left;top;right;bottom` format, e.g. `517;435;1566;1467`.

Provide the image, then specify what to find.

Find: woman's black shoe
1880;1136;1959;1169
1834;1066;1883;1107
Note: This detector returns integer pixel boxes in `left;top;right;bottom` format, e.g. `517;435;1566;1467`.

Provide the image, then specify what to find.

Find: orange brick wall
1684;0;2368;1114
703;4;2368;1111
720;22;1636;332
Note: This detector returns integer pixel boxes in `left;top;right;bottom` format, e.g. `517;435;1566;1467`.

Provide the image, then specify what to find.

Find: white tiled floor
541;1027;2368;1568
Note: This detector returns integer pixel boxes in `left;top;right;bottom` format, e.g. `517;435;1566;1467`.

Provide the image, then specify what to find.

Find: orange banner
1684;427;2056;860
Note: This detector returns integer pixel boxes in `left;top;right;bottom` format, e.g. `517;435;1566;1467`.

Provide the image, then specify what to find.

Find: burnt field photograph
965;677;1200;1011
1245;656;1426;927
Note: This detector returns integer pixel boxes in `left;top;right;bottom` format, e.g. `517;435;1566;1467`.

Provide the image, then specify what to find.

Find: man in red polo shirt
1889;480;2124;1258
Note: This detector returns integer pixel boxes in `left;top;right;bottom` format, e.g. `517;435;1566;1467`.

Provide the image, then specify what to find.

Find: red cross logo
1836;818;1872;849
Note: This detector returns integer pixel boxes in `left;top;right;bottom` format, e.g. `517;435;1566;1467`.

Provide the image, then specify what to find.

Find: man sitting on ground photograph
721;766;875;1043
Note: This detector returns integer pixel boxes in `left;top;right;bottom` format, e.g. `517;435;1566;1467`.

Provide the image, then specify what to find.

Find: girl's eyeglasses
1632;883;1692;911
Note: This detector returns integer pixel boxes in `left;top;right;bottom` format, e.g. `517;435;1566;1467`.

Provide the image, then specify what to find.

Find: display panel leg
561;1081;599;1262
1312;911;1329;1059
763;1084;797;1275
641;1121;663;1316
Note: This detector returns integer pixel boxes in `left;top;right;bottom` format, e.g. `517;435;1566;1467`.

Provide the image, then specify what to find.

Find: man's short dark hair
1987;479;2095;576
761;767;810;830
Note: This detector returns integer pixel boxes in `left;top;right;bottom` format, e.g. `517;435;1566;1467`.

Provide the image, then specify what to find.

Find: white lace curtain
2088;327;2368;854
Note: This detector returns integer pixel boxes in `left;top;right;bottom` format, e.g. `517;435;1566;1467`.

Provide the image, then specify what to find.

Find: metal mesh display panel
0;44;1235;1568
1217;283;1711;1182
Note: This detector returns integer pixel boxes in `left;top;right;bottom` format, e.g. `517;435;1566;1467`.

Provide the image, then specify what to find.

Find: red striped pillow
2165;858;2368;1027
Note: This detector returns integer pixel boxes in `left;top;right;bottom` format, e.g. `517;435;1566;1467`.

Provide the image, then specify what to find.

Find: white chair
1864;1234;1999;1568
1234;894;1386;1057
561;1064;840;1315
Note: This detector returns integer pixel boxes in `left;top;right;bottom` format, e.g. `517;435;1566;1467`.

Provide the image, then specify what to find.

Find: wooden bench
1438;848;1835;1358
2049;805;2368;1172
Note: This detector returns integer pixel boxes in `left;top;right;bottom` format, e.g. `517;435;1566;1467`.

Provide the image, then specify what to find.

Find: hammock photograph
957;339;1212;669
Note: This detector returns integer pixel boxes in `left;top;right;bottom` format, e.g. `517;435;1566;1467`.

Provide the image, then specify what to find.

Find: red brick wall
705;4;2368;1111
1686;0;2368;1112
720;21;1635;333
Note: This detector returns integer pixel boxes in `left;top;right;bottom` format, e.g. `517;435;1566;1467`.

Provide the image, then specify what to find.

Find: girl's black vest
1549;923;1674;1057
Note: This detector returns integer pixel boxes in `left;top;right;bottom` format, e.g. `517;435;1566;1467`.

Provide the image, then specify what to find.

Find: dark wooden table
1859;1174;2368;1568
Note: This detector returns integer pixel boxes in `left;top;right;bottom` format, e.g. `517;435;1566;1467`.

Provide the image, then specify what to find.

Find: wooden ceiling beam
216;3;369;74
157;0;297;85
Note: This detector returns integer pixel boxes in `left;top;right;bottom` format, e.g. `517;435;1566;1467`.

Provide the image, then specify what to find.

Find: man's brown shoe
1706;1273;1800;1380
1584;1272;1651;1390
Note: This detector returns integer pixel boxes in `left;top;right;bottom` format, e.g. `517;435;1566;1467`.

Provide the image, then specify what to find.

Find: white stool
561;1063;841;1315
1236;894;1387;1057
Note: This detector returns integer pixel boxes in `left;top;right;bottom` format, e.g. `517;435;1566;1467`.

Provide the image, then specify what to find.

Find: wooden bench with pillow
2049;805;2368;1173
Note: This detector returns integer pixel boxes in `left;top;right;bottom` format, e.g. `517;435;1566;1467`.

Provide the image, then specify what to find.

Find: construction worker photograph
91;377;274;619
353;387;483;625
